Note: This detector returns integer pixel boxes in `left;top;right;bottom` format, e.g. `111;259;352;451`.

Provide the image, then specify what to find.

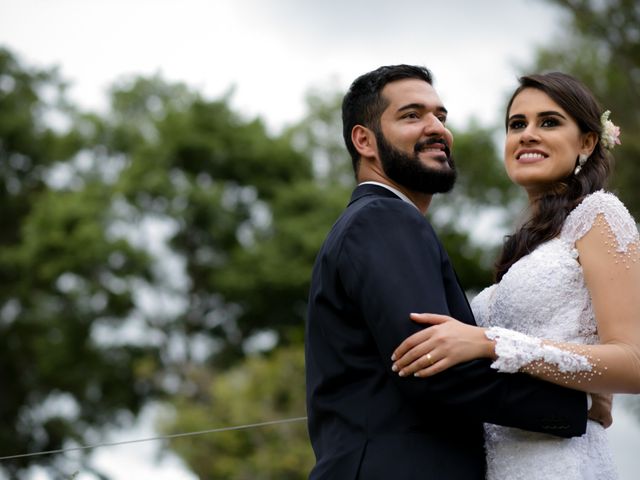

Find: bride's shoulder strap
560;190;639;252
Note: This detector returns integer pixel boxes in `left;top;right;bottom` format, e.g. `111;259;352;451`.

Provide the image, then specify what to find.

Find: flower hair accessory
600;110;621;150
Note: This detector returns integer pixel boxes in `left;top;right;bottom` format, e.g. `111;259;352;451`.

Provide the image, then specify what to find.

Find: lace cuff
485;327;593;374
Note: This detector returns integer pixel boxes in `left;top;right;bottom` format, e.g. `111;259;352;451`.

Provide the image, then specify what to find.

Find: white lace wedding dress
471;190;639;480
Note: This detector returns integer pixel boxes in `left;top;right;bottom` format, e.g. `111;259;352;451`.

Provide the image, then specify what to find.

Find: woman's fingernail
398;370;406;377
391;354;396;361
391;364;398;372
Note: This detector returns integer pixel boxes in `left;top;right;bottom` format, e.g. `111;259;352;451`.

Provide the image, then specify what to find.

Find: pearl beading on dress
592;214;640;268
486;327;594;374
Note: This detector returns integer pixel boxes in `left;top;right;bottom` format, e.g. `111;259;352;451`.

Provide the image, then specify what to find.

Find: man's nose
422;113;447;136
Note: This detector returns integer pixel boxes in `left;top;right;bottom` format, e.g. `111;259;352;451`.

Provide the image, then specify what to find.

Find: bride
392;72;639;479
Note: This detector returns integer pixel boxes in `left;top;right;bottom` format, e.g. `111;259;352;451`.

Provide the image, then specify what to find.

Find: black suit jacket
305;184;587;480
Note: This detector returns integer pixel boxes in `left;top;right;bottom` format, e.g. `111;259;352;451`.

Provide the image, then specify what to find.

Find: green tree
99;74;325;368
154;89;353;478
0;49;321;478
0;48;159;478
161;346;312;480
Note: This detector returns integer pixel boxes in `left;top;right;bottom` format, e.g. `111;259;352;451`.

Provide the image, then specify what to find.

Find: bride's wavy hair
495;72;614;281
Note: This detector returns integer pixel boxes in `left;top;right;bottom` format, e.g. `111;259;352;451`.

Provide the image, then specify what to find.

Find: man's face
375;79;456;194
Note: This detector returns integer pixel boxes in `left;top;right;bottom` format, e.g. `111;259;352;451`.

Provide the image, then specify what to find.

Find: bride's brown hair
495;72;614;281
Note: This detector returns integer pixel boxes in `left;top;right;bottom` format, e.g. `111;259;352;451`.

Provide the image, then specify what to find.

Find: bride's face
503;88;595;199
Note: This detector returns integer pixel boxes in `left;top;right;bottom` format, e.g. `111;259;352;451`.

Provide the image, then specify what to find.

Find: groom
305;65;588;479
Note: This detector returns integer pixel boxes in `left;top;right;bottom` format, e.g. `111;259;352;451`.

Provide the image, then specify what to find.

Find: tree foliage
0;48;162;478
160;346;312;480
100;74;319;367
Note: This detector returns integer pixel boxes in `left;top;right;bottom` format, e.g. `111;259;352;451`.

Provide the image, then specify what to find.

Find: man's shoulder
315;184;440;265
331;192;418;242
326;186;437;251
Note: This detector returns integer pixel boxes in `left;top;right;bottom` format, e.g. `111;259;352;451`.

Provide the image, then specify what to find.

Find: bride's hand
588;393;613;428
391;313;495;377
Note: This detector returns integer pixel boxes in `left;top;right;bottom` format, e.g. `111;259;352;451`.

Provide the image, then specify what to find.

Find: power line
0;416;308;462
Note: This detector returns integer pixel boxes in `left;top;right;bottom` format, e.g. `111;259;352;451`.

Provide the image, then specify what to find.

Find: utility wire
0;416;308;462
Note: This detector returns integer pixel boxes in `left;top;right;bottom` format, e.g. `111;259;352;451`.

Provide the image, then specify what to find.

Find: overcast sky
1;1;639;479
1;0;569;132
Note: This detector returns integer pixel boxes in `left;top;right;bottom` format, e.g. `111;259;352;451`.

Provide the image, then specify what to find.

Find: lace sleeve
485;327;595;375
561;190;639;253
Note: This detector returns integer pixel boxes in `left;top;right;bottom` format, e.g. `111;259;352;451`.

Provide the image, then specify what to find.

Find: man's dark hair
341;64;433;174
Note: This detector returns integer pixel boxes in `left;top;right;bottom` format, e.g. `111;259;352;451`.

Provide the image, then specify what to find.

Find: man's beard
375;130;457;194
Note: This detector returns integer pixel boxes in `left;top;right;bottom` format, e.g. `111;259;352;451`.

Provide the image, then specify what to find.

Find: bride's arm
392;214;640;394
532;213;640;393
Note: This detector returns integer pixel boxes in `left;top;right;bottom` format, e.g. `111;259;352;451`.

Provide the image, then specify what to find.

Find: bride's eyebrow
537;110;567;119
507;111;567;122
507;114;526;122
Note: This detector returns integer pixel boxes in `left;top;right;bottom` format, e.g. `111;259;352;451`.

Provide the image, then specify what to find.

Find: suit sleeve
337;199;587;437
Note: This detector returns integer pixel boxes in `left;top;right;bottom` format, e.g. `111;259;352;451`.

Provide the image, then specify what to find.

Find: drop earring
574;153;588;175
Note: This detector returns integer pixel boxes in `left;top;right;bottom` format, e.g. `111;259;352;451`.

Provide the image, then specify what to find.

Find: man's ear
352;125;377;159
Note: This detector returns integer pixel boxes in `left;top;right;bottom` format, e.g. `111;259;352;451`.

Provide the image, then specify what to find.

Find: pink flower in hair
600;110;621;150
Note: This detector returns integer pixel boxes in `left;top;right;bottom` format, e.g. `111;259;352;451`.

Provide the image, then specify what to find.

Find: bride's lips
516;149;548;163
